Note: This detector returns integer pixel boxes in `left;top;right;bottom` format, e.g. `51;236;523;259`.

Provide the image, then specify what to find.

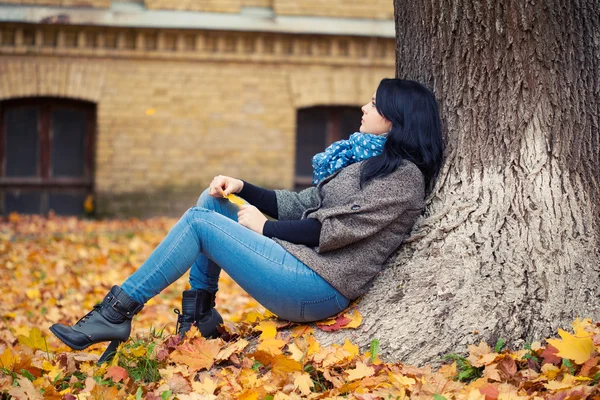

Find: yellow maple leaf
223;193;246;207
18;327;47;351
25;288;41;301
287;342;305;362
0;348;16;370
546;328;594;364
342;339;359;358
293;372;314;395
544;373;577;391
191;376;218;396
271;354;303;375
216;338;249;361
346;361;375;381
572;318;593;337
257;338;287;356
256;320;278;340
389;372;416;388
343;309;363;329
170;337;222;371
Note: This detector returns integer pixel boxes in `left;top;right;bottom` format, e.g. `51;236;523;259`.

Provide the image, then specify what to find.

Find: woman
50;78;443;361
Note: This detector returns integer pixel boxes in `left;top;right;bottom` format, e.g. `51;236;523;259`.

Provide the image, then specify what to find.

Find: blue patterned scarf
311;132;387;185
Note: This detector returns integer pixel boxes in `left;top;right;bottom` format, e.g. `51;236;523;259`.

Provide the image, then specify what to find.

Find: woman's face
360;92;392;135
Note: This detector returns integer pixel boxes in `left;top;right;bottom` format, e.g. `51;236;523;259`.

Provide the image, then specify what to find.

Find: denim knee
197;188;213;208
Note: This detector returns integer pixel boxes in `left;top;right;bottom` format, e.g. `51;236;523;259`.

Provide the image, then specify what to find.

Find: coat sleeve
274;187;320;221
309;166;425;253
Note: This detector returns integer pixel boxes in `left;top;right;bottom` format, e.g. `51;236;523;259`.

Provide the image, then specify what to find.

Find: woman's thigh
186;207;349;322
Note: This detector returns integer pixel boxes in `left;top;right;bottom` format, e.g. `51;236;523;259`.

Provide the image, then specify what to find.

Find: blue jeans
120;189;350;322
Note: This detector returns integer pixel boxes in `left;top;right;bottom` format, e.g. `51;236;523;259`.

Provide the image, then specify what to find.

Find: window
294;106;362;191
0;98;96;216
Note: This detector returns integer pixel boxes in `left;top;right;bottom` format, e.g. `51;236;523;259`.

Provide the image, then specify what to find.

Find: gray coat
274;160;425;299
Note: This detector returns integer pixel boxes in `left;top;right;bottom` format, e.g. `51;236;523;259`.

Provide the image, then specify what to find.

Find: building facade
0;0;395;217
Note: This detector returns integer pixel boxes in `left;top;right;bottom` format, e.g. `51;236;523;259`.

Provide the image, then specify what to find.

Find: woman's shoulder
383;160;424;184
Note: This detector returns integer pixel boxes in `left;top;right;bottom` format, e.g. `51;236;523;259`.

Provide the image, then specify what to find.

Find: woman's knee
197;188;213;208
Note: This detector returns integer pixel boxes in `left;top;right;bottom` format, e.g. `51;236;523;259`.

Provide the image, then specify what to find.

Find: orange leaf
104;366;129;383
479;383;499;400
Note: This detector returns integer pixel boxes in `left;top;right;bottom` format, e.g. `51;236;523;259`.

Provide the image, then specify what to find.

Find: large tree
315;0;600;366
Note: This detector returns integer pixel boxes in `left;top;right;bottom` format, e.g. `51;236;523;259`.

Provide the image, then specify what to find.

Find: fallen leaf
0;348;16;370
17;328;47;351
293;372;314;395
170;337;222;371
316;315;352;332
105;365;129;383
546;328;594;364
347;361;375;381
343;310;363;329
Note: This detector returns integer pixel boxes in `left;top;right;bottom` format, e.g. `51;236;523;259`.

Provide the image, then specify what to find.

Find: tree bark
315;0;600;366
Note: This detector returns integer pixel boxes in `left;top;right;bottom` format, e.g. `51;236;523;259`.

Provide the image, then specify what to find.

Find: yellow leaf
191;376;218;396
389;372;416;388
223;193;246;206
18;328;47;351
342;339;359;358
316;318;337;326
271;354;303;375
83;195;95;214
293;372;314;395
42;360;54;371
343;309;363;329
572;318;593;337
145;108;156;116
287;342;305;362
26;288;41;300
170;337;222;371
346;361;375;381
256;320;278;340
544;373;577;391
216;338;249;361
257;338;287;356
546;328;594;364
541;363;560;380
0;348;16;370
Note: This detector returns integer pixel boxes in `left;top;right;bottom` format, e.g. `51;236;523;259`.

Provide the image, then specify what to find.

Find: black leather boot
175;289;223;339
50;285;144;351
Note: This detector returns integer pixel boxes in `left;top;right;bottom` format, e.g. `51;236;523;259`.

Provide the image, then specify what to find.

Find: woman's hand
209;175;244;198
238;205;267;234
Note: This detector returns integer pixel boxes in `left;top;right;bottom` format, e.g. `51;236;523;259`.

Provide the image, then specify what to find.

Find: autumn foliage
1;213;600;399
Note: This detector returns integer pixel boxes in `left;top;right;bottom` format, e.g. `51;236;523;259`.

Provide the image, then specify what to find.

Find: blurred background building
0;0;395;217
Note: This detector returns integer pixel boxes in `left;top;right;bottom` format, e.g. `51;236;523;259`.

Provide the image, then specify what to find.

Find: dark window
0;98;96;216
294;106;362;191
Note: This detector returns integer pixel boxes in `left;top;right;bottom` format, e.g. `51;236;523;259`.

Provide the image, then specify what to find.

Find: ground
0;213;599;399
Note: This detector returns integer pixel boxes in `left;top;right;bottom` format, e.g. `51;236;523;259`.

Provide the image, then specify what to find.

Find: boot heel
97;340;122;365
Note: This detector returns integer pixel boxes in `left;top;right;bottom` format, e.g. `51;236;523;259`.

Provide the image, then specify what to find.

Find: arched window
0;98;96;215
294;106;362;190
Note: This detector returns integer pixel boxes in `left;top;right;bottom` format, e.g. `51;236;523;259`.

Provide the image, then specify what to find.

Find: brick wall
274;0;394;20
144;0;393;20
0;26;394;217
0;0;393;20
0;0;110;7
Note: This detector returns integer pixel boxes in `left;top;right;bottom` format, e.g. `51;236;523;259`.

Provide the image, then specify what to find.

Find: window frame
0;97;96;190
294;106;360;189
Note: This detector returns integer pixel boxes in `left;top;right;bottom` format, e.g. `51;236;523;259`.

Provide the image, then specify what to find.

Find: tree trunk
315;0;600;366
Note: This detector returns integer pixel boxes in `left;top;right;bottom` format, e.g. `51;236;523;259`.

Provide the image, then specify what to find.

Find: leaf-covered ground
1;213;600;399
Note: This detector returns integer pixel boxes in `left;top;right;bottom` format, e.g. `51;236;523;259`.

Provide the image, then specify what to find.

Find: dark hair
360;78;444;191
